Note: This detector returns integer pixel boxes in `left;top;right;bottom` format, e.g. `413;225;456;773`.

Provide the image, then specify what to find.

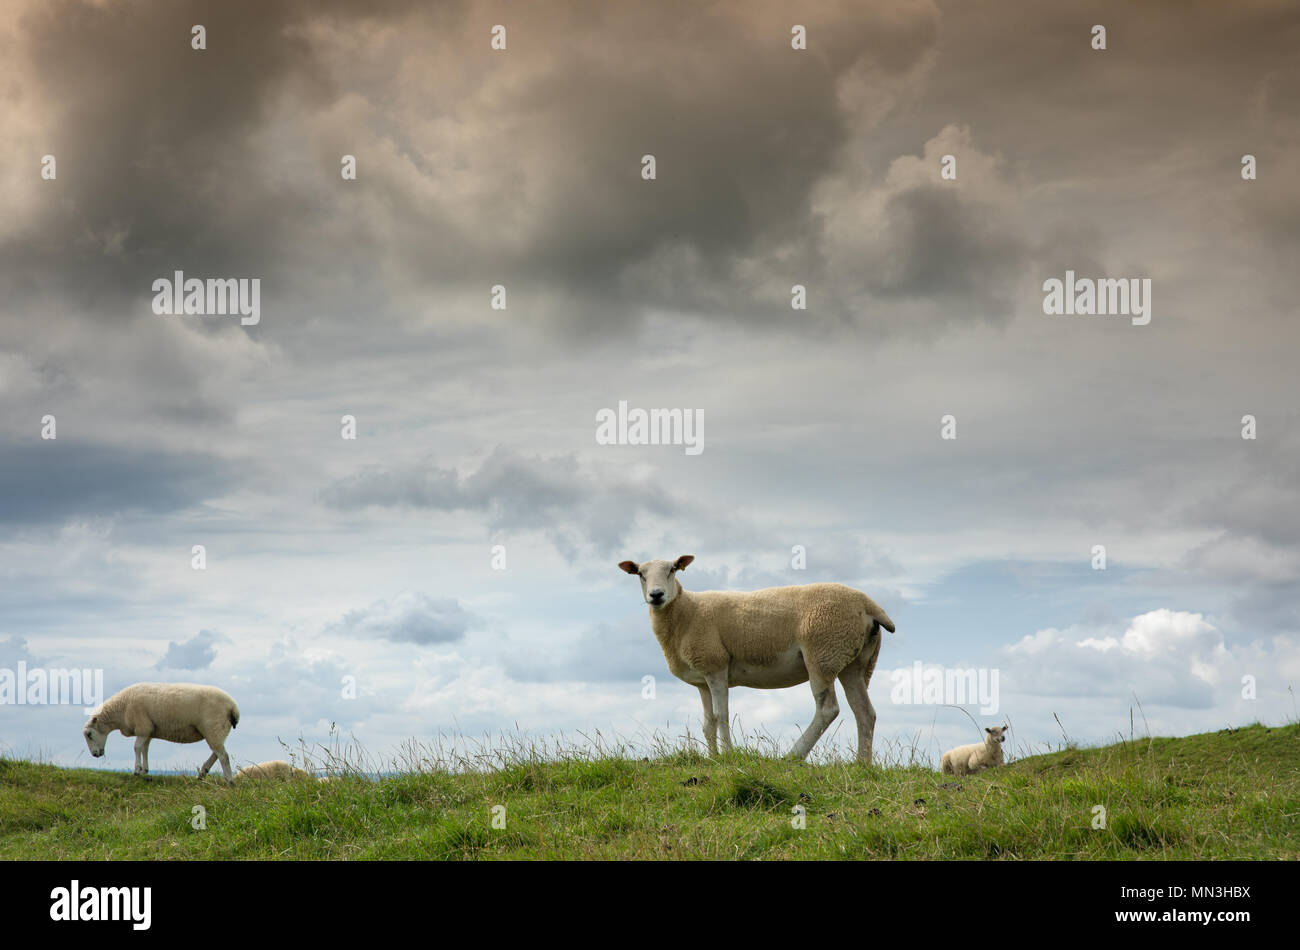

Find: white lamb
234;760;312;782
940;726;1008;776
619;555;895;761
82;682;240;784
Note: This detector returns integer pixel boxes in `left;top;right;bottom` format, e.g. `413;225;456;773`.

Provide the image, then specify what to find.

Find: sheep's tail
229;706;240;729
864;596;895;634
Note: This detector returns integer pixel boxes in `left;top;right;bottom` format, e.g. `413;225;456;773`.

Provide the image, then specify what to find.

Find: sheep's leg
198;751;218;779
204;739;234;784
219;749;233;784
704;671;731;754
696;685;719;756
837;667;876;763
787;674;839;760
133;736;151;776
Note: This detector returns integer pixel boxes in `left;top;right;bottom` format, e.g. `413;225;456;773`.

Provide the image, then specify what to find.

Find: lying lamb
234;760;313;782
82;682;240;783
940;726;1008;776
619;555;895;761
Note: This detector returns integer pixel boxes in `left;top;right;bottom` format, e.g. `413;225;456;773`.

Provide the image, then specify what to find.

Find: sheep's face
619;555;694;609
985;726;1009;744
83;716;108;757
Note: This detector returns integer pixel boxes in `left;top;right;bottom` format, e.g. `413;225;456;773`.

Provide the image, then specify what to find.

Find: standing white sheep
82;682;240;784
618;555;895;762
940;726;1008;776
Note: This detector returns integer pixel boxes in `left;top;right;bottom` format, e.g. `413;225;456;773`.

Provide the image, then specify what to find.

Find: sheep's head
83;715;108;757
985;726;1009;744
619;555;694;608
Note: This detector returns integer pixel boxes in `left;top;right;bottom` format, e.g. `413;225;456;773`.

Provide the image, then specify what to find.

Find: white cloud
1000;609;1294;721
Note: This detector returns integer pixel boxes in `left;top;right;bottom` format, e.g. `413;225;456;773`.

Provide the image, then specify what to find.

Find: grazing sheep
940;726;1008;776
618;555;895;761
82;682;240;784
234;760;312;782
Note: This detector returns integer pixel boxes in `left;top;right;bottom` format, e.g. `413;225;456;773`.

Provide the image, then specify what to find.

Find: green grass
2;723;1297;859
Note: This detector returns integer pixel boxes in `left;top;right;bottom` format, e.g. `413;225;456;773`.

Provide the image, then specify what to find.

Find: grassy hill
2;723;1297;859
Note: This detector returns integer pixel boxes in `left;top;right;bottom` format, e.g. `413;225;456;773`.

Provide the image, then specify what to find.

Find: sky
1;0;1298;773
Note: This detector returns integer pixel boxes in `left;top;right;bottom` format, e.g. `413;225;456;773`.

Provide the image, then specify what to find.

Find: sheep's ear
985;727;992;733
673;555;694;571
618;561;639;575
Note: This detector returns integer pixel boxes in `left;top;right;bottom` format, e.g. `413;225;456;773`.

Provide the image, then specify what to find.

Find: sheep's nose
648;589;665;602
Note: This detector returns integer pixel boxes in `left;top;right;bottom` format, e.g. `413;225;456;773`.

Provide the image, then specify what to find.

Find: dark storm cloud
865;1;1300;327
894;0;1300;173
3;0;942;337
865;185;1029;318
5;0;1298;344
466;7;939;328
0;440;236;524
8;0;328;316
